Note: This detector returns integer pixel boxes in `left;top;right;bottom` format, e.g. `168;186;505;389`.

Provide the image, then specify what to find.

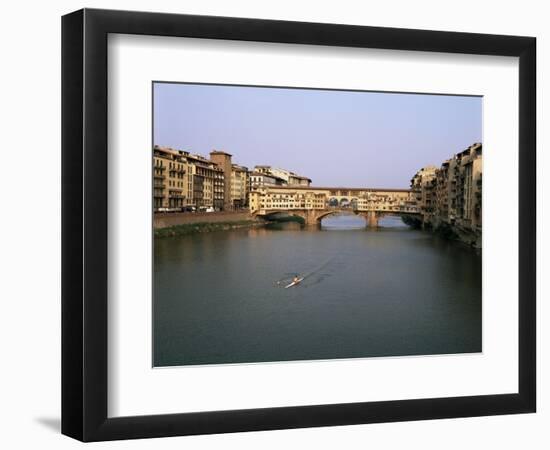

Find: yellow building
153;145;226;211
153;146;188;212
230;164;249;209
250;186;414;213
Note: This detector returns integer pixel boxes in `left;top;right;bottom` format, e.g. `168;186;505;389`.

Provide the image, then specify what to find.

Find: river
154;214;481;367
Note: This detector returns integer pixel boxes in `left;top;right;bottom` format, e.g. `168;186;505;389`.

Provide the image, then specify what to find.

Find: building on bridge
250;185;419;227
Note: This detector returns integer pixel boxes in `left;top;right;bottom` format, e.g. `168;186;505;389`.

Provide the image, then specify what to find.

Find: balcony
154;174;166;180
170;168;186;175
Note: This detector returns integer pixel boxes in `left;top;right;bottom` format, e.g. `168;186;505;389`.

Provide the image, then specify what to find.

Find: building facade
411;143;482;243
186;153;225;210
249;186;415;213
209;150;233;211
230;164;249;209
154;146;225;211
153;146;260;212
153;146;188;211
452;143;482;231
253;165;311;187
410;165;437;224
249;171;286;190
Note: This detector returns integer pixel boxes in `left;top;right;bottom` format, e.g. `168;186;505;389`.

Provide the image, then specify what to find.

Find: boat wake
275;257;335;289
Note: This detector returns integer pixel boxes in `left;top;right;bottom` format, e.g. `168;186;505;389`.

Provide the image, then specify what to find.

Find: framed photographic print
62;8;536;441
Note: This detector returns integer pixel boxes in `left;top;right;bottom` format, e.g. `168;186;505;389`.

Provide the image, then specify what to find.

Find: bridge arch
256;211;307;224
316;209;362;223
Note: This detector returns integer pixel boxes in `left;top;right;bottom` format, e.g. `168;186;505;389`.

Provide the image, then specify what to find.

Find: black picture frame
62;8;536;442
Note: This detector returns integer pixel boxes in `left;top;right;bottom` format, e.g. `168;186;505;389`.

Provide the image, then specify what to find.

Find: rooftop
210;150;233;157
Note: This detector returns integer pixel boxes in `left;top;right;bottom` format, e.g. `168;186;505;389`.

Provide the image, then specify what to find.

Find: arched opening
377;214;409;228
262;212;305;225
339;197;350;208
320;211;366;230
328;197;339;207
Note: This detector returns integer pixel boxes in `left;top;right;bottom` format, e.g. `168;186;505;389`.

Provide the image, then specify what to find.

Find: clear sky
153;82;481;188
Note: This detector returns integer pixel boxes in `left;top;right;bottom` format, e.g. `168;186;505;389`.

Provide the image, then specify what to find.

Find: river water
154;215;481;367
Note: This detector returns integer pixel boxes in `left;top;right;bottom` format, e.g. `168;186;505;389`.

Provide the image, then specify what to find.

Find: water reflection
321;213;366;229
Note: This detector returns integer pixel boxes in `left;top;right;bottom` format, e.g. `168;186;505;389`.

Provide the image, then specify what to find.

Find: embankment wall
154;211;259;229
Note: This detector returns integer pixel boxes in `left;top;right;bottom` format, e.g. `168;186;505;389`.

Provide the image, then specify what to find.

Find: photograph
152;82;483;367
0;0;542;447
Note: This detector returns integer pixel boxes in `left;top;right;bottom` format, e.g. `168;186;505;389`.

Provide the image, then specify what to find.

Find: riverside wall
154;210;260;229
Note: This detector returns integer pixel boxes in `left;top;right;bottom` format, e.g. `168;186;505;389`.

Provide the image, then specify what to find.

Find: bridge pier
304;209;321;225
365;211;379;228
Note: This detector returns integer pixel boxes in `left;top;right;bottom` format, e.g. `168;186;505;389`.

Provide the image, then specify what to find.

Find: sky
153;82;482;189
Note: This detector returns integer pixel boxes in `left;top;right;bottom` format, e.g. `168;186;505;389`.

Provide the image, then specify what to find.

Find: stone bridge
249;186;421;227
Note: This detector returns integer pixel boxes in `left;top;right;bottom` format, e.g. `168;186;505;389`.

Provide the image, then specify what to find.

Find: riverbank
401;215;481;249
155;220;264;238
154;211;265;237
154;210;260;229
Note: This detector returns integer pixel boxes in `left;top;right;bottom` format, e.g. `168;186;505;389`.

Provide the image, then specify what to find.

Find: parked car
205;207;215;213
